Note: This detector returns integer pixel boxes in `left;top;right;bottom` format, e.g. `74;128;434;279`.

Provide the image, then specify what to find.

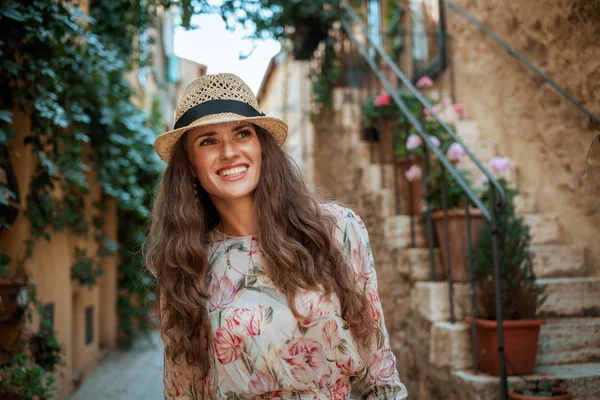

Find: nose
219;139;239;160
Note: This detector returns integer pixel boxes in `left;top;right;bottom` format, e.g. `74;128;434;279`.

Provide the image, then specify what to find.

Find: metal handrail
340;0;506;220
445;0;600;127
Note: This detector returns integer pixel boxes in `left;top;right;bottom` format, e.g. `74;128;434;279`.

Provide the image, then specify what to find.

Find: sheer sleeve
161;291;205;400
329;204;409;399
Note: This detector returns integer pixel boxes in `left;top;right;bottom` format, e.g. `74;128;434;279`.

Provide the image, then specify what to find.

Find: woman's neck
212;195;257;237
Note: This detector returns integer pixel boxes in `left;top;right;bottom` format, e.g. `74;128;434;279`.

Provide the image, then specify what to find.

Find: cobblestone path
70;330;164;400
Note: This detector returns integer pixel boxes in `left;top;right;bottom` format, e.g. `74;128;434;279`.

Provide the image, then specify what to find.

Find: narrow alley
70;331;164;400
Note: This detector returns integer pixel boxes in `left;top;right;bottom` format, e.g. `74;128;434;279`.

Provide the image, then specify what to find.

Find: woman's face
185;121;262;204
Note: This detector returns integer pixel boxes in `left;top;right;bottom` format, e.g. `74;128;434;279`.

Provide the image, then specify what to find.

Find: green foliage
70;248;104;289
0;353;58;400
471;183;545;320
426;167;473;211
520;380;565;396
1;0;169;394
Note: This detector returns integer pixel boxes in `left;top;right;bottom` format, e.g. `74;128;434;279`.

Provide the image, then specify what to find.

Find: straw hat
154;73;288;163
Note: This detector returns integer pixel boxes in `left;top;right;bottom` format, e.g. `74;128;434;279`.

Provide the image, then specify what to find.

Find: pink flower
247;370;280;394
208;274;237;313
295;290;336;328
416;76;433;88
446;142;467;161
322;320;342;350
441;99;451;107
279;338;327;384
453;103;467;119
214;327;243;364
226;306;264;337
366;287;382;324
374;92;392;107
428;135;441;147
405;134;422;150
367;348;398;387
248;236;263;256
424;108;431;116
489;157;516;175
405;165;423;182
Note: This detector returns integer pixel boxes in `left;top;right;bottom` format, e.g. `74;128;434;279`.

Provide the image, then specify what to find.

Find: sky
174;13;282;94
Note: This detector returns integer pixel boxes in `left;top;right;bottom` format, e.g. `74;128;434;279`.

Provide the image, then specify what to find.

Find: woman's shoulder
319;203;366;232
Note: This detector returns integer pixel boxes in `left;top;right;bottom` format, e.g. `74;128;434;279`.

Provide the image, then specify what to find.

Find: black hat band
174;99;266;130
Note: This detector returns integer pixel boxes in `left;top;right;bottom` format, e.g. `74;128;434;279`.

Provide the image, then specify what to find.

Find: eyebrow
193;123;252;143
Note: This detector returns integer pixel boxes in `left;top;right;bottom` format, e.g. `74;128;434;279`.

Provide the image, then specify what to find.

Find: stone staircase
317;88;600;400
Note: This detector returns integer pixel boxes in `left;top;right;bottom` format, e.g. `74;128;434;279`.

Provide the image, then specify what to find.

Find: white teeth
218;166;248;177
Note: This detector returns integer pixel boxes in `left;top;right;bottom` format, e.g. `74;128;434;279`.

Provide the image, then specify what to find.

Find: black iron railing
338;0;509;397
444;0;600;127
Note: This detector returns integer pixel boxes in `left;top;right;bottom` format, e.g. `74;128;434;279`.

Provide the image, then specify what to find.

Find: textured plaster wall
446;0;600;268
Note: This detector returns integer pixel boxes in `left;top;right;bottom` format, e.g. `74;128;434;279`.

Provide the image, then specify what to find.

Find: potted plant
509;381;572;400
0;352;58;400
468;188;546;376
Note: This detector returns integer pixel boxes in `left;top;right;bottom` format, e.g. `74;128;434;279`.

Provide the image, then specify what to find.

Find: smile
217;165;248;180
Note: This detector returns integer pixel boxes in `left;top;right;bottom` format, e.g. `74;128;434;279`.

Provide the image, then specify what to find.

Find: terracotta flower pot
396;156;423;215
374;121;397;164
509;389;572;400
431;208;485;282
466;318;545;376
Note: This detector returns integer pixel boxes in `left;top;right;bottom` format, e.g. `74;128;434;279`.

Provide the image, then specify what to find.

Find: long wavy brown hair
145;126;374;377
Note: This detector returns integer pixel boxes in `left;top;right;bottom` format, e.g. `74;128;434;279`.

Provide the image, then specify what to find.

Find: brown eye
199;138;217;146
237;130;252;139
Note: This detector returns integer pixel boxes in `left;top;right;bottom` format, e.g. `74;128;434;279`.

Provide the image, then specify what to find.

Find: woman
146;73;407;399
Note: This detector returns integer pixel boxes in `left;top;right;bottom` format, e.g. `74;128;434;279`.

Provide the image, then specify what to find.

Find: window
43;303;54;330
85;306;93;345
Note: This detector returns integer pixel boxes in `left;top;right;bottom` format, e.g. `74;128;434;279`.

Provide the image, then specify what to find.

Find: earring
193;180;199;203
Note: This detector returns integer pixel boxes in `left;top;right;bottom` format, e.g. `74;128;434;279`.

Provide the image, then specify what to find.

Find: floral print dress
163;204;408;399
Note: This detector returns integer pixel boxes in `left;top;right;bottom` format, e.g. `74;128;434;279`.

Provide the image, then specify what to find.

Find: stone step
383;215;427;249
454;363;600;400
524;213;561;245
394;247;444;282
531;244;588;278
429;317;600;370
538;277;600;317
537;317;600;366
413;277;600;323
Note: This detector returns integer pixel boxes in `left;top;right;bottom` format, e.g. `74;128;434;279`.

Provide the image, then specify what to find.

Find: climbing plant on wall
0;0;179;395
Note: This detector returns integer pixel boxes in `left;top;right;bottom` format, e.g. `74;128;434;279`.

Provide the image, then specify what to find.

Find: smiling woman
145;73;408;399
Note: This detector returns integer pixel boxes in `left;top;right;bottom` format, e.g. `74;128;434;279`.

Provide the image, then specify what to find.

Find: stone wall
445;0;600;269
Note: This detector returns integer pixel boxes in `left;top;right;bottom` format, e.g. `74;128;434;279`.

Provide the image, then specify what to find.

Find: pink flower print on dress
247;370;280;394
489;156;516;175
405;134;422;150
322;320;342;350
226;306;264;337
367;348;398;387
374;92;392;107
214;327;243;365
416;75;433;88
405;165;423;182
335;353;365;376
208;273;237;313
446;142;467;161
366;287;382;324
279;338;327;384
295;290;336;328
327;379;351;400
248;235;263;257
352;238;374;287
